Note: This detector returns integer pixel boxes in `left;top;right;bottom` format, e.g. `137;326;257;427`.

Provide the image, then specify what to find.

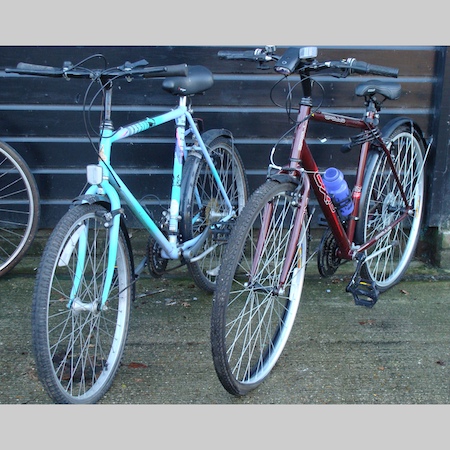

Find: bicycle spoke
358;127;425;289
0;142;39;276
212;181;308;395
181;136;247;292
33;204;131;403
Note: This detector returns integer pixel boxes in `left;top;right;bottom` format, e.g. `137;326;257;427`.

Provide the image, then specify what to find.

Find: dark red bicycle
210;46;430;396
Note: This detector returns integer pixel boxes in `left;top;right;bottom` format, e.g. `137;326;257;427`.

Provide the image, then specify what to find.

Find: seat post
363;97;380;126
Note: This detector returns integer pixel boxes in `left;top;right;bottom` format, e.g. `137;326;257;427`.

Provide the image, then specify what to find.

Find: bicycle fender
380;116;427;146
268;173;301;185
72;193;110;207
201;128;233;143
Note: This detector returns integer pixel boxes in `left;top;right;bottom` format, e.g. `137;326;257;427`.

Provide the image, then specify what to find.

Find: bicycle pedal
211;221;234;241
346;276;379;308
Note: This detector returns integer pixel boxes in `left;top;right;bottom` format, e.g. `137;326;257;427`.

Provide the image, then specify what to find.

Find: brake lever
119;59;149;70
258;61;272;70
328;69;351;78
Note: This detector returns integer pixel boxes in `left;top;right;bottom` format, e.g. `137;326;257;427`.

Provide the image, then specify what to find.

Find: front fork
68;182;122;311
278;175;310;293
251;173;310;295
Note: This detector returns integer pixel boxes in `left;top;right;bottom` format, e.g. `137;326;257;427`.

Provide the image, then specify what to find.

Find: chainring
147;232;169;278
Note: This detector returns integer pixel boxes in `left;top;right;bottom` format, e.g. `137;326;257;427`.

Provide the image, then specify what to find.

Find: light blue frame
70;97;235;308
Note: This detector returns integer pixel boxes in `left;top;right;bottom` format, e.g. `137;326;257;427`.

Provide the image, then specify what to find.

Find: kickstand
346;254;379;308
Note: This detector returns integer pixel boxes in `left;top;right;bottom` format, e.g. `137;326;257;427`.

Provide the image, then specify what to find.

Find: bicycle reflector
86;164;103;185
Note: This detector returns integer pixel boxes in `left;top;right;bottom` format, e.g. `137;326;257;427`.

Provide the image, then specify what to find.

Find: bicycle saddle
355;80;402;100
162;65;214;96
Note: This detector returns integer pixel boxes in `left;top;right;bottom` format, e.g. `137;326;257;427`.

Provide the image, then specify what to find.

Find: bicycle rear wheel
211;180;308;396
32;203;133;404
355;123;426;291
180;134;248;292
0;141;40;276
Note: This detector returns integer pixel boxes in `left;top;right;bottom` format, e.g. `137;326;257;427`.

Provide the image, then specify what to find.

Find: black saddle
355;80;402;100
162;65;214;96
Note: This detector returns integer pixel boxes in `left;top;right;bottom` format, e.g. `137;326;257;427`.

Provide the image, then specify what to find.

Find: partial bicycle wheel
0;141;40;276
32;203;133;404
211;180;308;396
180;133;248;293
355;123;426;291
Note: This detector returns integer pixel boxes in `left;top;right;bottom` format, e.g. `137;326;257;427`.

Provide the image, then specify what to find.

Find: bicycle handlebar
11;62;66;77
326;58;399;78
5;60;189;80
218;48;279;63
218;46;399;78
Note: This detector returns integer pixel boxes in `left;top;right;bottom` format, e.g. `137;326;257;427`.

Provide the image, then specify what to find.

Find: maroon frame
279;102;412;267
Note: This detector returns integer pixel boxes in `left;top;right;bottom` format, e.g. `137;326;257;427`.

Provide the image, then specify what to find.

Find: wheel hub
71;298;100;314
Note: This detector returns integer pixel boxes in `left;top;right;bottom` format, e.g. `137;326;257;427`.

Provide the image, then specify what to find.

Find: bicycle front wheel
355;123;426;291
0;141;40;276
181;134;248;292
32;204;133;404
211;180;308;396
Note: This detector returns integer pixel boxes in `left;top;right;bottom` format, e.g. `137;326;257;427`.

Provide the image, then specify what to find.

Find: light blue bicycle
7;54;248;403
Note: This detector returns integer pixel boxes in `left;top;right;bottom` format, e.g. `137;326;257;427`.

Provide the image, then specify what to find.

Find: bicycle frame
271;99;413;290
71;89;235;308
210;46;431;397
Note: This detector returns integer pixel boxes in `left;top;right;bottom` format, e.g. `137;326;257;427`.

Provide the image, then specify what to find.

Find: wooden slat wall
0;45;441;228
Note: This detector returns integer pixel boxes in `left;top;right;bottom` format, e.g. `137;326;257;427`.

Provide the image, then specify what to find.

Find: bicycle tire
180;134;248;293
211;180;308;396
32;203;133;404
0;141;40;277
355;123;426;291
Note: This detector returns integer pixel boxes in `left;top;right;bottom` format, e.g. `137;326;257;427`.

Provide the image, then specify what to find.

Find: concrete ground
1;229;450;405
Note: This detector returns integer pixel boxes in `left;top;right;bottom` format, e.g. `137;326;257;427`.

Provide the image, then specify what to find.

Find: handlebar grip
350;60;399;78
17;62;58;71
5;62;63;76
163;63;189;77
218;50;266;61
142;63;188;78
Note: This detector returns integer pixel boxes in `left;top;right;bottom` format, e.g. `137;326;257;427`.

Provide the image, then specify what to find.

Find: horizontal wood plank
0;45;442;228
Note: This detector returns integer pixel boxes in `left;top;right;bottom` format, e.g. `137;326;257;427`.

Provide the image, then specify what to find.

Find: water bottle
323;167;354;217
